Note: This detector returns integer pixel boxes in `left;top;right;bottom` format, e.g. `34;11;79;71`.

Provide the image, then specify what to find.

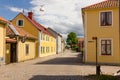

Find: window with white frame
100;11;112;26
17;19;24;27
101;39;112;55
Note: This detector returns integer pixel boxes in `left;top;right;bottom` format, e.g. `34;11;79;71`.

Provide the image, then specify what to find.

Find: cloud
6;6;28;13
30;0;105;39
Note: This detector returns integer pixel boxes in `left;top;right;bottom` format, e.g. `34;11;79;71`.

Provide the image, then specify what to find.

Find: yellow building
12;12;56;57
6;23;37;64
0;16;7;65
82;0;119;64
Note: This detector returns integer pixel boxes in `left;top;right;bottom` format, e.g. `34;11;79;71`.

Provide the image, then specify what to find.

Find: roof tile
82;0;118;10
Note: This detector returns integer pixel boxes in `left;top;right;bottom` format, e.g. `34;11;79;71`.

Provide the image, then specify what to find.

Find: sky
0;0;105;39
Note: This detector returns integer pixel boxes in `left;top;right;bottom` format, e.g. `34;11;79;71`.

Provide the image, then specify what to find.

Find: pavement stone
0;49;120;80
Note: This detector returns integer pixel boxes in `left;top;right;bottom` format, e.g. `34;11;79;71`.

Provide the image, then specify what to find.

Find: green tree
66;32;77;49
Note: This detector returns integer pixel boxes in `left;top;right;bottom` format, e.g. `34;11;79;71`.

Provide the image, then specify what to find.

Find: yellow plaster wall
85;8;120;64
39;34;56;57
0;23;6;62
17;39;36;62
5;43;10;64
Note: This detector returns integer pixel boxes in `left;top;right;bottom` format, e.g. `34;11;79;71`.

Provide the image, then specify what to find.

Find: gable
12;13;39;37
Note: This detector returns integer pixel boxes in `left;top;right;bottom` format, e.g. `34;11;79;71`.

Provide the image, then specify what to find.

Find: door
10;43;17;63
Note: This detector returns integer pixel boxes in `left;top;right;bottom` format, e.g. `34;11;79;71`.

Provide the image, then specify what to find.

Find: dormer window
100;11;112;26
17;19;24;27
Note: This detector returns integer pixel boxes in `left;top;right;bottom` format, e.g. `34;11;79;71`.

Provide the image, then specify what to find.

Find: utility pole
92;37;100;75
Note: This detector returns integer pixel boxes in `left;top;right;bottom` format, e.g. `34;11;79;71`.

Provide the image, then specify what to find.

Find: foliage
66;32;77;49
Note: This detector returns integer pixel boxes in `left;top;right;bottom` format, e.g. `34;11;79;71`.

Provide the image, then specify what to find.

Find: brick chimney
28;12;33;20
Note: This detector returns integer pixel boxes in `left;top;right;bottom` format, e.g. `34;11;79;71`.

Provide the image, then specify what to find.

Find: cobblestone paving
0;50;120;80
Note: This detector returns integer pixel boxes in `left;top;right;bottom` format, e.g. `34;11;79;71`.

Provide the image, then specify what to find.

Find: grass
86;74;120;80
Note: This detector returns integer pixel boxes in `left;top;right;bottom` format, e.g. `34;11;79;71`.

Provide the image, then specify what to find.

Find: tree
66;32;77;49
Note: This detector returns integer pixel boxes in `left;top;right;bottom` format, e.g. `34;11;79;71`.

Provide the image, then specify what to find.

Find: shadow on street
36;57;81;65
35;53;83;65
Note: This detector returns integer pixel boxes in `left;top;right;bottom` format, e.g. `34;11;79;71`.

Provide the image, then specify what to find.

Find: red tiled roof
82;0;118;10
7;23;37;39
20;13;54;37
0;16;8;23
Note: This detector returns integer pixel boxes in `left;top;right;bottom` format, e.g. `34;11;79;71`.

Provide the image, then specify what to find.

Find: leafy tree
66;32;77;49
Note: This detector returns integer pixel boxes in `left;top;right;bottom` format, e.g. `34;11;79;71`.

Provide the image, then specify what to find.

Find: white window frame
99;38;113;56
99;10;113;27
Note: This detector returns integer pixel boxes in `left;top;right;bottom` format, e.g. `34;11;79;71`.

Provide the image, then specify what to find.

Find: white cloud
6;6;28;13
30;0;105;39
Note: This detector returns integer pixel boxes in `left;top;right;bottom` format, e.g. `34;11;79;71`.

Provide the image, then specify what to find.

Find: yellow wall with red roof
12;13;57;58
83;7;120;64
12;13;39;58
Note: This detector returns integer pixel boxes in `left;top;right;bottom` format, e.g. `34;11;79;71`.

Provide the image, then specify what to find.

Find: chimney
28;12;33;20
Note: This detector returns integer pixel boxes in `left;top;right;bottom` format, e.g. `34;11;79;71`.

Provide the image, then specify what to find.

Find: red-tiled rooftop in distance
78;38;84;42
82;0;118;10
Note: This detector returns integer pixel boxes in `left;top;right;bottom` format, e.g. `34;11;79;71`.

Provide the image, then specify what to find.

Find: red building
77;38;84;52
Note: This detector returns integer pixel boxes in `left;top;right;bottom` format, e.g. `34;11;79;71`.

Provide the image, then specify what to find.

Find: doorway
10;43;17;63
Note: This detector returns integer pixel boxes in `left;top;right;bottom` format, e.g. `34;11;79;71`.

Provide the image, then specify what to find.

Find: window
100;11;112;26
101;40;112;55
18;20;24;26
43;47;45;53
51;47;53;52
41;47;43;53
26;44;29;55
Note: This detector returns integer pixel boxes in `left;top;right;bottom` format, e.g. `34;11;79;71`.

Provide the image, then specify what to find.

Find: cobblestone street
0;49;120;80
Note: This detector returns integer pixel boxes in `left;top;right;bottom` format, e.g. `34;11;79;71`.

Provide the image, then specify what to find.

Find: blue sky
0;0;31;20
0;0;104;39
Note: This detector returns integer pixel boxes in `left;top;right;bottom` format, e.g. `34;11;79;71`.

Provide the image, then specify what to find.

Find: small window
26;44;29;55
101;40;112;55
100;11;112;26
41;47;43;53
18;20;24;27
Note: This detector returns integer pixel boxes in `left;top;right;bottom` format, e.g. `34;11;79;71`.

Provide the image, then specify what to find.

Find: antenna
22;9;25;13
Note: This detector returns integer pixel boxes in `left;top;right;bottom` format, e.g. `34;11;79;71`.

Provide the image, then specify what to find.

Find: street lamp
92;37;100;75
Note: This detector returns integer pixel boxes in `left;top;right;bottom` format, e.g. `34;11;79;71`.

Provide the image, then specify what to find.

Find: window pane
107;45;111;54
101;13;105;26
18;20;23;26
101;45;105;54
101;40;105;44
